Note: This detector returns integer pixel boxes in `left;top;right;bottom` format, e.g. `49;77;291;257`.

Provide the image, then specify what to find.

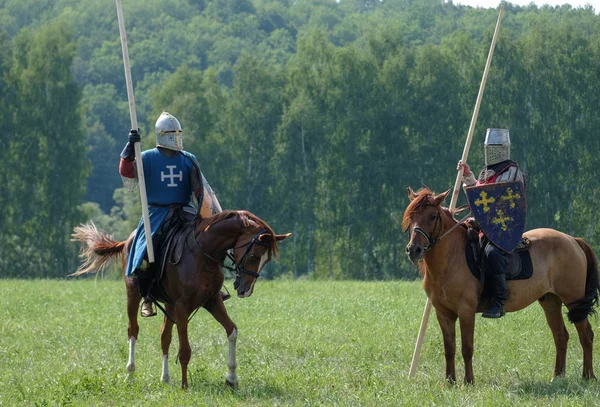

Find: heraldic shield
466;181;527;252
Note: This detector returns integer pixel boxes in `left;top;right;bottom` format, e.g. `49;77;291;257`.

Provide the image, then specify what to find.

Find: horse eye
430;215;437;221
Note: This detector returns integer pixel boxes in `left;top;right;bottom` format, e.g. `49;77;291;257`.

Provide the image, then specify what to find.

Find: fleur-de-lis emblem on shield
466;181;527;252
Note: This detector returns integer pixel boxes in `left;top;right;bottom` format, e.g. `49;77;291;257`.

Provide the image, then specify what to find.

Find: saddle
463;219;533;281
463;219;533;312
148;209;199;304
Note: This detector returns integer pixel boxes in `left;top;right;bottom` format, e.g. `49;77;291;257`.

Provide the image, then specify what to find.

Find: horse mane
402;187;458;232
197;210;239;232
197;210;280;257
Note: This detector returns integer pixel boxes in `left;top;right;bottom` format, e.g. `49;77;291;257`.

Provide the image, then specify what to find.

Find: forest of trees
0;0;598;279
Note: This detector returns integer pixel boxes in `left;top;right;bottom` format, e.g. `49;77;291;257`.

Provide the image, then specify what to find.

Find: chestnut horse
72;210;290;389
403;187;599;383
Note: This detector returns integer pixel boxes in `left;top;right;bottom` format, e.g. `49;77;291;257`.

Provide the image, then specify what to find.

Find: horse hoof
161;375;170;384
226;378;239;389
126;363;135;373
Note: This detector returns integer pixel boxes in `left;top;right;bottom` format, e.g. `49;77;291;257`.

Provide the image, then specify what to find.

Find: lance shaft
116;0;154;263
408;5;504;378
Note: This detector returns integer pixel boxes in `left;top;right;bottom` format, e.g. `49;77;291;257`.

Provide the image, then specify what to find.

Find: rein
410;207;471;254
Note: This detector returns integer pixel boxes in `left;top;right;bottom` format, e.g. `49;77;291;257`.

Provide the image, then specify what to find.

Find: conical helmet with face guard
155;111;183;151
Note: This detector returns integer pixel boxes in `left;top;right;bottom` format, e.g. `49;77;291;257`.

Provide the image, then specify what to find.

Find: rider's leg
134;260;157;318
482;243;508;319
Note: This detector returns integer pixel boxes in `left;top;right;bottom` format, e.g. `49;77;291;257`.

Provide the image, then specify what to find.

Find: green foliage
80;187;141;242
2;279;600;405
1;1;600;279
0;20;89;278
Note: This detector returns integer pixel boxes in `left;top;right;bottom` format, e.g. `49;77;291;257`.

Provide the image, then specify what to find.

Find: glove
120;142;135;161
128;129;141;143
120;129;140;161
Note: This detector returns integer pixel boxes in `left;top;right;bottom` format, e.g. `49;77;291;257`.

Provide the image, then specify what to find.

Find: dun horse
72;210;290;389
403;187;599;383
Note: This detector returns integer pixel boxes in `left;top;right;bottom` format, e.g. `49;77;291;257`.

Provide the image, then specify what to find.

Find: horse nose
406;243;423;263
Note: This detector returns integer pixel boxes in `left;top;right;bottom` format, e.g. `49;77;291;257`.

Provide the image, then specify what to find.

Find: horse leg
573;318;595;379
126;279;141;373
160;305;175;384
174;306;192;389
205;296;239;389
435;307;458;384
538;294;569;378
458;313;475;384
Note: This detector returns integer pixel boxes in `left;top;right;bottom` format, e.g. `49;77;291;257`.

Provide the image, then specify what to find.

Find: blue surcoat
125;148;197;276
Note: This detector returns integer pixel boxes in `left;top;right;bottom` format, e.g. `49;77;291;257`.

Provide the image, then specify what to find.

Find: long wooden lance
116;0;154;263
408;5;504;378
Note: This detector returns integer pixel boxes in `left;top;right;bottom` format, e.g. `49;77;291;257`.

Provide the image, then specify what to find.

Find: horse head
403;187;450;264
198;210;291;298
230;223;291;298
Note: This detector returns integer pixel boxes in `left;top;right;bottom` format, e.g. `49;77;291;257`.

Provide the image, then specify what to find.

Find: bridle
230;229;271;290
408;205;470;255
409;205;443;253
205;229;272;287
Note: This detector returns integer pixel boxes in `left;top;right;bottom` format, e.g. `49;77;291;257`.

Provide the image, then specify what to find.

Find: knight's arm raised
462;171;477;187
119;129;140;191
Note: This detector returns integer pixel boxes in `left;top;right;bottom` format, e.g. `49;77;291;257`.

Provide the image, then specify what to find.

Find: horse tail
567;238;600;323
70;222;126;276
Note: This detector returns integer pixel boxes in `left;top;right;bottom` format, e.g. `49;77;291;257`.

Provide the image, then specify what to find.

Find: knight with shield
457;128;526;318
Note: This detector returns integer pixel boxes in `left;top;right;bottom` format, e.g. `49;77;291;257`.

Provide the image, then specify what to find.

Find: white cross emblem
161;165;183;187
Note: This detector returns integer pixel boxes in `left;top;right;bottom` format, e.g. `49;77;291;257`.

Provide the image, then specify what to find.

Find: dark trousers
482;241;508;310
483;241;508;275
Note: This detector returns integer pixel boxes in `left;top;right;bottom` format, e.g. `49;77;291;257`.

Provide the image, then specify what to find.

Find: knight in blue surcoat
119;111;225;317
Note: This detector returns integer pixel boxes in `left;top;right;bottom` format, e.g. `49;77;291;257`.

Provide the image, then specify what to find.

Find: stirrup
220;290;231;302
141;300;157;318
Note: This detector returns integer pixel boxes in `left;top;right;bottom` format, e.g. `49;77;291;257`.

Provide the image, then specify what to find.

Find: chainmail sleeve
463;171;477;187
121;174;139;192
119;158;139;192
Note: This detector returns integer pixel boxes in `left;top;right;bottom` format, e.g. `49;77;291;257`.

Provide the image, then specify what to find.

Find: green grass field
1;279;600;406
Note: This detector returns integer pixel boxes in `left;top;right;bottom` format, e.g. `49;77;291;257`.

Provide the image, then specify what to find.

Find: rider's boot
134;264;157;318
482;273;508;319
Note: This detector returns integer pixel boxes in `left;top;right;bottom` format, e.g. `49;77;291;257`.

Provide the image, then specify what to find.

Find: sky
451;0;598;9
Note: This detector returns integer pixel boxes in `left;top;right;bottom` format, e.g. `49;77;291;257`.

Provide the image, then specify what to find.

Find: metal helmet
484;128;510;166
155;111;183;151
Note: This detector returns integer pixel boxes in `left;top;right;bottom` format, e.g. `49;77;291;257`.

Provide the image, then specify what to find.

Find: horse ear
275;233;292;242
407;187;418;201
434;189;451;206
258;232;292;242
